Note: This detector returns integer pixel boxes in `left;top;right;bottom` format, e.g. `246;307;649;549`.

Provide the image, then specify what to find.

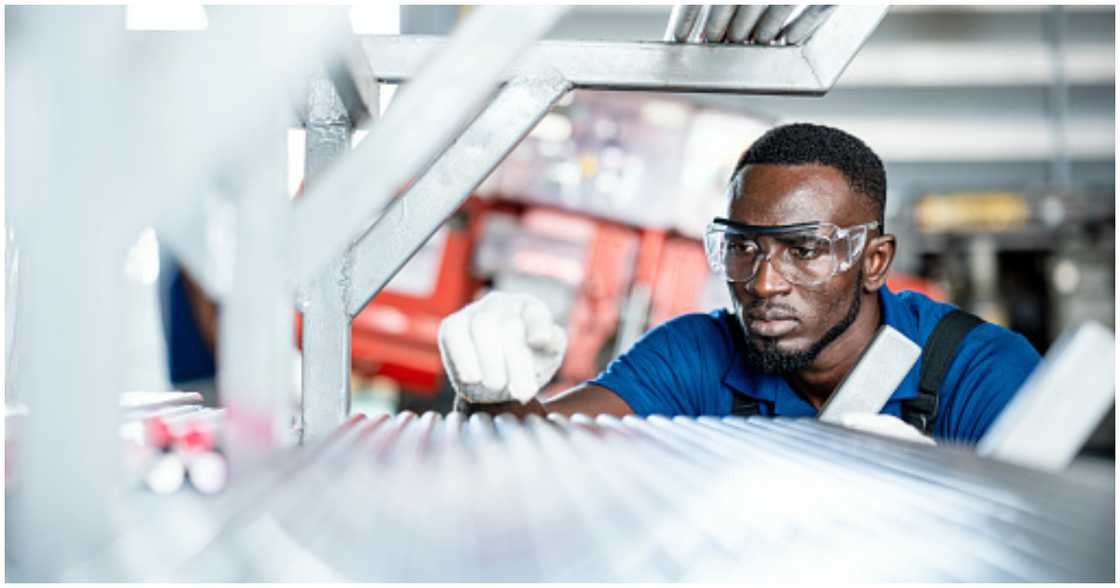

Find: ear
861;233;896;293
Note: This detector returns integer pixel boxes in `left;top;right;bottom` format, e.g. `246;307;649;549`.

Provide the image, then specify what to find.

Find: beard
740;276;863;375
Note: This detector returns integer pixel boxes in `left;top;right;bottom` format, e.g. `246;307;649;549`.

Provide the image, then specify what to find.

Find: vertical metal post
5;6;130;577
218;110;297;457
300;77;355;441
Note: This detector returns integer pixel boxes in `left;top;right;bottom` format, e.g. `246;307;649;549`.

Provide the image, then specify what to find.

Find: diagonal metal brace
345;74;573;318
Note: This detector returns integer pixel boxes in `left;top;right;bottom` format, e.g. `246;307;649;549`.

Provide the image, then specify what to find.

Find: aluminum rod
711;418;1094;578
361;36;822;94
686;5;711;43
751;5;796;44
780;5;837;46
726;5;766;43
702;5;737;43
292;6;566;286
56;415;1115;581
766;419;1115;571
300;77;355;442
663;5;703;42
345;74;572;317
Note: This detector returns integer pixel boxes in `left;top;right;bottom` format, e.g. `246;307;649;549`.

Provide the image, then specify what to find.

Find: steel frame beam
359;6;887;95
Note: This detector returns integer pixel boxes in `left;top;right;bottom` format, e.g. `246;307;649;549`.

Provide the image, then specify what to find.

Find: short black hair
729;123;886;225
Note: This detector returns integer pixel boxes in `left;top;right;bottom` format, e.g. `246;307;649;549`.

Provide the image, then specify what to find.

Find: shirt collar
722;286;921;411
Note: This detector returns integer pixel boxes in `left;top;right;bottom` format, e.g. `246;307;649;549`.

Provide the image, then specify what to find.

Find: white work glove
836;413;937;447
438;291;567;404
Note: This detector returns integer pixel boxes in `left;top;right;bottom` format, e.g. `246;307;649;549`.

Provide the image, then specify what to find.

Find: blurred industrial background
5;4;1115;582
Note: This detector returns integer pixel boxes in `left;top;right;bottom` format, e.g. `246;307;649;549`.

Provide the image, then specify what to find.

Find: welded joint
326;40;380;128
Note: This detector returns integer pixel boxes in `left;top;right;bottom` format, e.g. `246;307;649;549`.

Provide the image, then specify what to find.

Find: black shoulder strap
902;309;985;434
730;393;762;417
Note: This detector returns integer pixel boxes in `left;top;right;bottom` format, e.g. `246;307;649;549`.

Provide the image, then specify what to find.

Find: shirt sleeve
934;323;1042;444
589;313;730;417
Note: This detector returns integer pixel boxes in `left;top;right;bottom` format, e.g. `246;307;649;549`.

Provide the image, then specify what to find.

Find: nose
747;254;793;299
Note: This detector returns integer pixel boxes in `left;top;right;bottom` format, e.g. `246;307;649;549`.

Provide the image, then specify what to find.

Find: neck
788;292;882;410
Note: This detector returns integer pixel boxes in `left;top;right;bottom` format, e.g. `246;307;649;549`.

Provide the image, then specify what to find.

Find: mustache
743;301;798;320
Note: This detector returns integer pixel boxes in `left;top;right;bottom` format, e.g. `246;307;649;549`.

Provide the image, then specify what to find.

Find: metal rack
298;5;889;440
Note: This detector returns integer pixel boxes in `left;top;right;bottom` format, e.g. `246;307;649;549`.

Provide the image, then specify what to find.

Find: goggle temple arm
836;222;879;272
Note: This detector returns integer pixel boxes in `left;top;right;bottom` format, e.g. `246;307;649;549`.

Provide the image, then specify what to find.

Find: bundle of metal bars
664;5;837;45
57;411;1113;582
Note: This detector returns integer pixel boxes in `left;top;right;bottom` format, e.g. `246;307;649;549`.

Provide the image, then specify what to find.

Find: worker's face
726;163;876;374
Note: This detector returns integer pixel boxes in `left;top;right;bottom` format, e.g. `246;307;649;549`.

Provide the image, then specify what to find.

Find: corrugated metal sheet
61;412;1114;582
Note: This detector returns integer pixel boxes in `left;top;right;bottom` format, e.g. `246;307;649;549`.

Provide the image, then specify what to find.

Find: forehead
728;163;867;226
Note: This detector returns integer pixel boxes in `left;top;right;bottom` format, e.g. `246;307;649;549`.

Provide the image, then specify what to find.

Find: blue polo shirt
590;286;1041;444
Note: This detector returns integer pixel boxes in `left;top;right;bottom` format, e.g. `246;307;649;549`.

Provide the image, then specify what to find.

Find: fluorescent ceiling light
349;4;400;35
125;4;208;31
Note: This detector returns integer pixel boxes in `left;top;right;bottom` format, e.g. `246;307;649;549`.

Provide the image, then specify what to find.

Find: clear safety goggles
704;218;879;288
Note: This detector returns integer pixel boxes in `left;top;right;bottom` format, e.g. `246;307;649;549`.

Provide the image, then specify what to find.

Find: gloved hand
438;291;568;404
835;413;937;446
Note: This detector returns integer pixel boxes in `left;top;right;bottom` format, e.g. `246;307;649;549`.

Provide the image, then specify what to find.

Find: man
438;123;1040;444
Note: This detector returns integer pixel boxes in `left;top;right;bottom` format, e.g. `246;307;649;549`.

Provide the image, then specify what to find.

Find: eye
789;243;826;260
726;239;758;256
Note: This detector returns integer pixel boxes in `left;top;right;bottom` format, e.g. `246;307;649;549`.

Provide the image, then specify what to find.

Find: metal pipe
696;417;1091;577
725;4;765;43
686;5;711;43
300;76;355;443
751;5;796;44
702;5;737;43
779;5;836;45
663;5;703;42
345;74;571;316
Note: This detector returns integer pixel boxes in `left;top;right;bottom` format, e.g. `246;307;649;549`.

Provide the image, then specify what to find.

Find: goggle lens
704;219;877;287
